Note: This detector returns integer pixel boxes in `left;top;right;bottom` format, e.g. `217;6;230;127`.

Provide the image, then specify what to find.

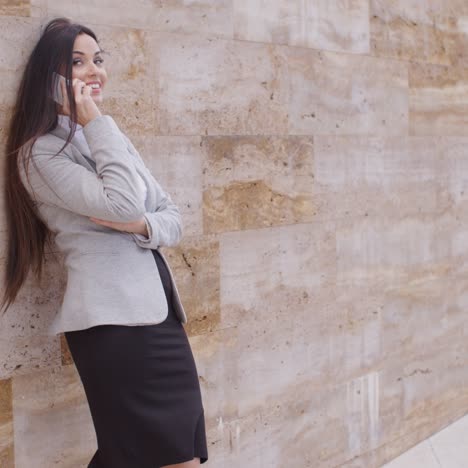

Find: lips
86;81;102;92
85;82;102;95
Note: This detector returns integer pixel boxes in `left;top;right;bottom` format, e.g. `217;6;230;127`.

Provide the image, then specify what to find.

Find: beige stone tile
287;47;408;136
314;136;437;188
0;17;41;74
12;364;96;468
373;0;468;19
438;138;468;213
202;136;314;234
0;235;5;264
25;0;42;17
0;253;64;379
161;235;220;337
0;104;12;153
325;289;383;385
0;445;14;468
157;33;289;135
371;0;468;67
0;226;8;269
32;0;233;38
431;139;468;275
380;273;468;368
0;378;14;468
234;0;369;54
0;0;30;17
128;135;204;237
219;223;336;325
216;301;334;417
410;63;468;136
31;0;157;30
0;176;7;234
313;136;441;221
449;223;468;276
335;214;452;291
152;0;233;38
60;334;73;366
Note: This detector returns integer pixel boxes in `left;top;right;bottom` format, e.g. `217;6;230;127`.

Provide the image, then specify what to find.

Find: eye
72;58;105;65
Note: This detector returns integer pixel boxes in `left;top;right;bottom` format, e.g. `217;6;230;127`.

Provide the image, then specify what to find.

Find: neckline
57;114;83;132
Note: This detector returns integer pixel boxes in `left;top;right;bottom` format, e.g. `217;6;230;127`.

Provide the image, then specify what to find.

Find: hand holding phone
51;72;102;127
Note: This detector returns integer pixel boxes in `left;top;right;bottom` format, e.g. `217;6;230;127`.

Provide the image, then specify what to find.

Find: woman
2;17;208;468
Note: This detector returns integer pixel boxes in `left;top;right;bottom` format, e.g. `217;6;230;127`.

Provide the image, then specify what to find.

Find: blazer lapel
50;124;97;172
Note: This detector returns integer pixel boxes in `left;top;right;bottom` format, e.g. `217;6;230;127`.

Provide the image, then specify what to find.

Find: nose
85;60;102;77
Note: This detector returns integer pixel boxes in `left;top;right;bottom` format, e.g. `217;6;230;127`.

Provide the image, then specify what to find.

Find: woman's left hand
89;216;148;237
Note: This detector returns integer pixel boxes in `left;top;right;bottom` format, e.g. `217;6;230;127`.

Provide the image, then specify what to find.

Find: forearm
134;217;149;237
132;208;182;249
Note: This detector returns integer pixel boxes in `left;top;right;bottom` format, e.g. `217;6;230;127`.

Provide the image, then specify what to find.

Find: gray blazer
18;115;187;336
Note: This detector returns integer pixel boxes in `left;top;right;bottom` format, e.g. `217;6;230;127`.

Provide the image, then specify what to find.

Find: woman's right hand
58;77;102;127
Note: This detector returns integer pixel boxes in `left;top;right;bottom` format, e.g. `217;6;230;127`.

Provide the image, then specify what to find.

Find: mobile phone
50;71;67;105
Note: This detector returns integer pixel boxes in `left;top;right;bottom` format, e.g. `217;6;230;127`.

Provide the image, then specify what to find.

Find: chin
92;95;103;105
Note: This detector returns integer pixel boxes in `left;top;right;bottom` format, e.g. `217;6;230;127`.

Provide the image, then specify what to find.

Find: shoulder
31;132;73;156
17;134;76;177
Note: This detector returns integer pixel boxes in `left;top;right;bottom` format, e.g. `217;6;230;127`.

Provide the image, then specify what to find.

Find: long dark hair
1;17;103;314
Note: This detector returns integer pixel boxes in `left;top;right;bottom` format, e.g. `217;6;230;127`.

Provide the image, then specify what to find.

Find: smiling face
70;33;108;105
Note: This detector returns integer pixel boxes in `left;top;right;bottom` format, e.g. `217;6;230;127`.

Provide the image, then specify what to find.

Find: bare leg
161;457;201;468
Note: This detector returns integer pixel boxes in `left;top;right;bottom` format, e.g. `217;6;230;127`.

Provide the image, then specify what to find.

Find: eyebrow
73;50;103;56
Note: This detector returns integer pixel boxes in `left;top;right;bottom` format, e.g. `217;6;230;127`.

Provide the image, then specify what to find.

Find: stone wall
1;1;468;467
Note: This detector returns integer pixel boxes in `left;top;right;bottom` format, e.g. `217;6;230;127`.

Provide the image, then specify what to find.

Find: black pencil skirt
64;249;208;468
